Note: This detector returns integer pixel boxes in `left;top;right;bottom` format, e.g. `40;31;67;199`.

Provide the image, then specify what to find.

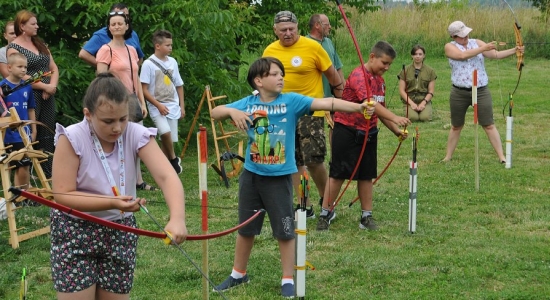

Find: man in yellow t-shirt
263;11;344;219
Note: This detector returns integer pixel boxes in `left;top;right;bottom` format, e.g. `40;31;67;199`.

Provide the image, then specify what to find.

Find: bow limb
503;0;524;95
329;0;373;211
10;187;264;241
348;65;409;208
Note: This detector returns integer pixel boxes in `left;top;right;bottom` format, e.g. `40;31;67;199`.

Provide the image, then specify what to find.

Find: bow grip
363;100;375;120
398;129;409;142
163;231;173;245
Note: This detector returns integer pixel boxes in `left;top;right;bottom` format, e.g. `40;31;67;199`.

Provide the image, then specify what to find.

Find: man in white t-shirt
140;30;184;174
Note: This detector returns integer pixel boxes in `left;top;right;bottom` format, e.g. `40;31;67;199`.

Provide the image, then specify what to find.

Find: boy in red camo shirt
317;41;411;231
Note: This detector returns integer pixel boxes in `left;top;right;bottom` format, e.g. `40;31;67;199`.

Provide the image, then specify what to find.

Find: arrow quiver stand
181;86;244;185
1;107;53;249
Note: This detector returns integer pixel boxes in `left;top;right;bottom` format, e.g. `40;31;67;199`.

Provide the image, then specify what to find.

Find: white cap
448;21;472;38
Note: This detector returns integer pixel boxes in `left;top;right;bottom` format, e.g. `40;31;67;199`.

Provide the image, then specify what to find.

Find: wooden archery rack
180;85;244;180
0;107;53;249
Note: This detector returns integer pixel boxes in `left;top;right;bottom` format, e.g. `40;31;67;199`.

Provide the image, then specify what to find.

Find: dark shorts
50;209;138;294
329;123;378;180
5;142;32;169
450;86;494;126
295;116;326;166
237;169;295;240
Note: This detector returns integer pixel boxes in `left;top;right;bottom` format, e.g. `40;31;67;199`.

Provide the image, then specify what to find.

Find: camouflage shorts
295;116;326;166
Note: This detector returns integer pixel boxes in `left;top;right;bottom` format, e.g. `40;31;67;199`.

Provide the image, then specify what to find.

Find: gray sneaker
213;275;249;292
359;215;378;230
316;210;336;231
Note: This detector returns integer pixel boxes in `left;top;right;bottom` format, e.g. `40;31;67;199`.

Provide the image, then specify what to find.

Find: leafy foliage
0;0;376;132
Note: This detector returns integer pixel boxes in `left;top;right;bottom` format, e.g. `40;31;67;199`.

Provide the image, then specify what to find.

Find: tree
0;0;376;128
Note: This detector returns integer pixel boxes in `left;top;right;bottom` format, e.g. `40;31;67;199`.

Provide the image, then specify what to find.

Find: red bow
10;188;264;241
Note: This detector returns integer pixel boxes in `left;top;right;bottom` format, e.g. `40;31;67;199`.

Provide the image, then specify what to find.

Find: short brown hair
247;57;285;90
152;30;172;46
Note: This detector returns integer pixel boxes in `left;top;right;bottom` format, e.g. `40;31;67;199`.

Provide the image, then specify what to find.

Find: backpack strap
147;57;176;87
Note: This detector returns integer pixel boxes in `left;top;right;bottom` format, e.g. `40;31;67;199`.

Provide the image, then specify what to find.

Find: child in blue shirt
211;57;374;298
0;52;35;188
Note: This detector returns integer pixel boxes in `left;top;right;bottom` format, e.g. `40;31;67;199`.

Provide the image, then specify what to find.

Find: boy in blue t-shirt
210;57;374;298
0;52;36;189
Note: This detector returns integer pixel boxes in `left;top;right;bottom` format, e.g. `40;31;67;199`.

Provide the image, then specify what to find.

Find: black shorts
237;169;295;240
329;123;378;180
5;142;32;169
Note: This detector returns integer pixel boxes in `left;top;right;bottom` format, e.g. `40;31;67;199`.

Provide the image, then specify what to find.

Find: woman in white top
442;21;524;163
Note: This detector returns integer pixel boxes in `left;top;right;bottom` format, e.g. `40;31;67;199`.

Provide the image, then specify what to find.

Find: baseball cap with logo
274;11;297;24
447;21;472;38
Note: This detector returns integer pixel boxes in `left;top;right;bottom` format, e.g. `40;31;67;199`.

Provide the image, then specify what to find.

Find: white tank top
448;39;489;88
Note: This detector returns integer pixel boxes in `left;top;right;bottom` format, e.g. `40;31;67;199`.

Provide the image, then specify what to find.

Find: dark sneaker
294;205;315;219
170;157;182;174
213;275;249;292
281;283;295;298
306;207;315;219
316;210;336;231
359;215;378;230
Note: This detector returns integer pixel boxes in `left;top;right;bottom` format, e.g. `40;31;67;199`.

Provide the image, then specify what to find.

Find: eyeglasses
319;22;330;27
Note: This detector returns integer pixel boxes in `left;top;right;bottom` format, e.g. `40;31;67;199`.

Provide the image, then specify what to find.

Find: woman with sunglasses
398;44;437;122
78;3;144;67
96;11;154;191
7;10;59;178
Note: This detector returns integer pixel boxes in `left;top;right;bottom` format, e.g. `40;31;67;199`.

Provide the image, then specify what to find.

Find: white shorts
151;114;179;142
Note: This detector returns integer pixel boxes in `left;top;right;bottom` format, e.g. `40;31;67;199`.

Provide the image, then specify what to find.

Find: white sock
281;277;294;286
362;210;372;218
320;208;330;216
231;268;246;279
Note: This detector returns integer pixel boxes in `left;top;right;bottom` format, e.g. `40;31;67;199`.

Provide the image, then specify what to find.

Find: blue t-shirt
82;27;144;59
1;79;35;143
226;92;313;176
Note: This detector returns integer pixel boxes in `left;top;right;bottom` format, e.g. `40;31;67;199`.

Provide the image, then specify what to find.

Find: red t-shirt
334;65;386;131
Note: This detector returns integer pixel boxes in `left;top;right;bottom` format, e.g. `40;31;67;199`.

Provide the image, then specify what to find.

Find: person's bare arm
177;85;185;119
445;40;495;60
139;138;188;244
0;63;8;78
78;49;97;67
323;65;343;98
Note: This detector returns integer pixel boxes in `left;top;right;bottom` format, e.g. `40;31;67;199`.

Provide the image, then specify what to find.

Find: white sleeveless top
448;39;489;88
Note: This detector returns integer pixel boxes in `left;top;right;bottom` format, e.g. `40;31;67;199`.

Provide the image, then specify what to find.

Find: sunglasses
109;11;126;16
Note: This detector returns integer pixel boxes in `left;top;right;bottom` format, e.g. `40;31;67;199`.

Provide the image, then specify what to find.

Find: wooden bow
503;0;524;96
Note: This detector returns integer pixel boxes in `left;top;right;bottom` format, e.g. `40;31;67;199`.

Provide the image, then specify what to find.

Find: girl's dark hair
106;13;132;40
13;10;49;55
83;72;129;113
247;57;285;89
410;44;426;56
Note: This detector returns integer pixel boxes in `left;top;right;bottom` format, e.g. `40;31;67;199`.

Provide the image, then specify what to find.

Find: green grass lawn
1;19;549;300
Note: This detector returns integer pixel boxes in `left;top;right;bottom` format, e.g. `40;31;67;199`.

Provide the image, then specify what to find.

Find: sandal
136;181;157;191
